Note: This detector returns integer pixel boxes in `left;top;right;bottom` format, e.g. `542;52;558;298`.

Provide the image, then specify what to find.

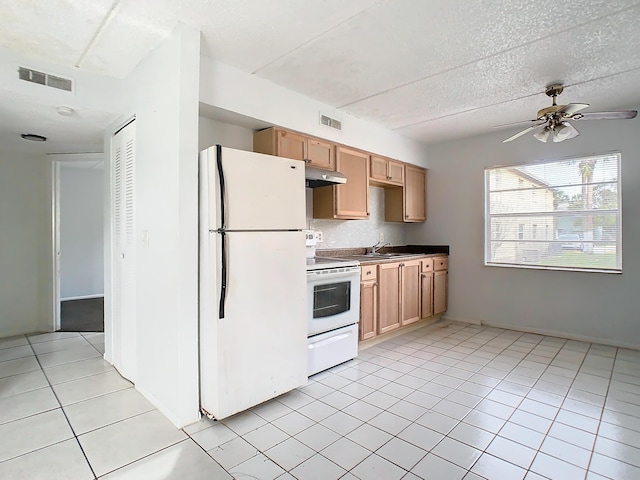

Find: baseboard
446;317;639;351
440;315;482;326
61;294;105;302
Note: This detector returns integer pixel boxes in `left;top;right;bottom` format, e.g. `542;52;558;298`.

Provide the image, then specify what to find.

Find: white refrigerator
199;145;308;420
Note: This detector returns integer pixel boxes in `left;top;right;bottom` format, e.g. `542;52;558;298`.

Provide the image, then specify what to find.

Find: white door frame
49;153;104;331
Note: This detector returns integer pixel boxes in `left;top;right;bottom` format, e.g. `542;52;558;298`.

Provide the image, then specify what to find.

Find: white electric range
305;256;360;376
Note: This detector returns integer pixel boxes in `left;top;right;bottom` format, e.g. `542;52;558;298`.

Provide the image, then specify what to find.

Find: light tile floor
1;323;640;479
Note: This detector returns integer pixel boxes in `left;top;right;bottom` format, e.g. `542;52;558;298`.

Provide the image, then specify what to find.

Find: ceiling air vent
18;67;73;92
320;114;342;130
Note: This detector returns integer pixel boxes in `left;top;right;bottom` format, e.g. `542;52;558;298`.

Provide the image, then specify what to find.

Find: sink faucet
371;241;391;254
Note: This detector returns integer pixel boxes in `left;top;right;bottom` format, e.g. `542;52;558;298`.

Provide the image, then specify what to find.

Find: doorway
51;154;105;332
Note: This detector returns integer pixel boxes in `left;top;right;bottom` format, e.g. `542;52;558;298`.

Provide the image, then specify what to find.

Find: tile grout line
25;334;99;480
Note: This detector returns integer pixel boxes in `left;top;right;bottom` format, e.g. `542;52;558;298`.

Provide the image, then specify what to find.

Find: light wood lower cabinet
400;259;421;326
420;259;434;319
359;255;448;343
377;262;401;334
433;270;448;315
433;256;448;315
359;265;377;341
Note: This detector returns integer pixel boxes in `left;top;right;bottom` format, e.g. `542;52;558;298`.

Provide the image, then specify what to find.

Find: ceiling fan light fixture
553;122;579;142
534;127;551;143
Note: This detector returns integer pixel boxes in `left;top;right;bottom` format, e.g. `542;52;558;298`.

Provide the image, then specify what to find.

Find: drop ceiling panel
342;8;640;132
256;0;637;108
0;1;115;67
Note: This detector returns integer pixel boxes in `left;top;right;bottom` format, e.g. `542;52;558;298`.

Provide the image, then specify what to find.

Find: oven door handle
307;271;360;282
308;332;352;349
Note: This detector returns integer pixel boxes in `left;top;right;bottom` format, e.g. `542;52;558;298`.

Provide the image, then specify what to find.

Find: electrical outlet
379;232;384;242
315;231;323;243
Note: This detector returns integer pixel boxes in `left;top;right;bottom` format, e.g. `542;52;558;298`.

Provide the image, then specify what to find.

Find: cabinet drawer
361;265;377;280
434;257;448;271
421;258;433;272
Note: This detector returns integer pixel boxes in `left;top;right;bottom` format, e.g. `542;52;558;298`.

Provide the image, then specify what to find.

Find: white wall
0;149;51;337
199;58;429;168
60;164;104;299
409;120;640;349
198;116;254;152
104;24;201;428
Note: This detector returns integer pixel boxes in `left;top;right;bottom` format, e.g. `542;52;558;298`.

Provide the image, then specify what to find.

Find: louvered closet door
112;120;137;382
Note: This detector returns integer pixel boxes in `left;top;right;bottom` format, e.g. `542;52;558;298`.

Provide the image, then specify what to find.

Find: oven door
307;267;360;336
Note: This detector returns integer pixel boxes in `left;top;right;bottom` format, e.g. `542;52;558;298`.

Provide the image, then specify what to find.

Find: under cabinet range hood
305;166;347;188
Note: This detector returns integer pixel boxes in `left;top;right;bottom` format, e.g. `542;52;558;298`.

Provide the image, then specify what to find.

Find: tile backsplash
306;186;407;248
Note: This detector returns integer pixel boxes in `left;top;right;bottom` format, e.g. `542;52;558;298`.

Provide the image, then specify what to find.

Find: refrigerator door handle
218;230;227;319
216;144;226;230
216;145;228;319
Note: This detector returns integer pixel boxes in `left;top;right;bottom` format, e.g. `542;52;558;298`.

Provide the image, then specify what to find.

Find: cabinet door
400;260;421;325
404;165;426;222
307;139;334;170
335;146;369;219
433;270;448;315
388;160;404;184
359;280;377;340
420;272;433;318
276;130;306;161
377;263;401;334
370;155;388;181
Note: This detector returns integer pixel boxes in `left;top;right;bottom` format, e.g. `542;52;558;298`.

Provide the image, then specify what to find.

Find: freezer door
202;146;306;231
201;230;308;419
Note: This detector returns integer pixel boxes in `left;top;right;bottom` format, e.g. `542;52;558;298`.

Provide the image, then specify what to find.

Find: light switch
142;230;150;248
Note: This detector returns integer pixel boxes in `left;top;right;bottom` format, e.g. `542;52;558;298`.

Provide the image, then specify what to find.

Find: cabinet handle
366;271;372;275
367;212;370;216
405;215;409;218
387;175;391;179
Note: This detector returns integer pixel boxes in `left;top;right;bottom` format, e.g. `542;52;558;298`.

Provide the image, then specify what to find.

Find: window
485;153;621;273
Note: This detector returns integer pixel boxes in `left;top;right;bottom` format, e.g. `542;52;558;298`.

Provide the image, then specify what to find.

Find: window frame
484;152;622;274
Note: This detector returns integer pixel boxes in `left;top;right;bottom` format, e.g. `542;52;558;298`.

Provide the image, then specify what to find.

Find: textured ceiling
1;0;640;151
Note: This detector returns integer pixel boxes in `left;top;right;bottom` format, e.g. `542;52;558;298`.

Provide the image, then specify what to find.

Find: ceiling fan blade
493;119;539;128
502;124;545;143
559;103;589;116
576;110;638;120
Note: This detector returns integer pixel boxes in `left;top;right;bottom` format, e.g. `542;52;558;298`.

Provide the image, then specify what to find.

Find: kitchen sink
349;252;419;259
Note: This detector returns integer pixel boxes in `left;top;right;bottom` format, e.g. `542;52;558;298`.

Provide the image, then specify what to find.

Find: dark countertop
316;245;449;266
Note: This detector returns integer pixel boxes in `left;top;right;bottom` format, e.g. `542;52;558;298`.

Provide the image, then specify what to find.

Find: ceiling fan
500;84;637;143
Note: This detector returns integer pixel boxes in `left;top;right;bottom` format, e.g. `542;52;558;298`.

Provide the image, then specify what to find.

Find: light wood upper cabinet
253;127;335;170
359;266;377;341
254;126;426;223
370;156;404;186
307;138;334;170
377;262;401;334
400;259;421;326
384;164;427;223
313;146;369;220
404;164;427;222
276;130;306;161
